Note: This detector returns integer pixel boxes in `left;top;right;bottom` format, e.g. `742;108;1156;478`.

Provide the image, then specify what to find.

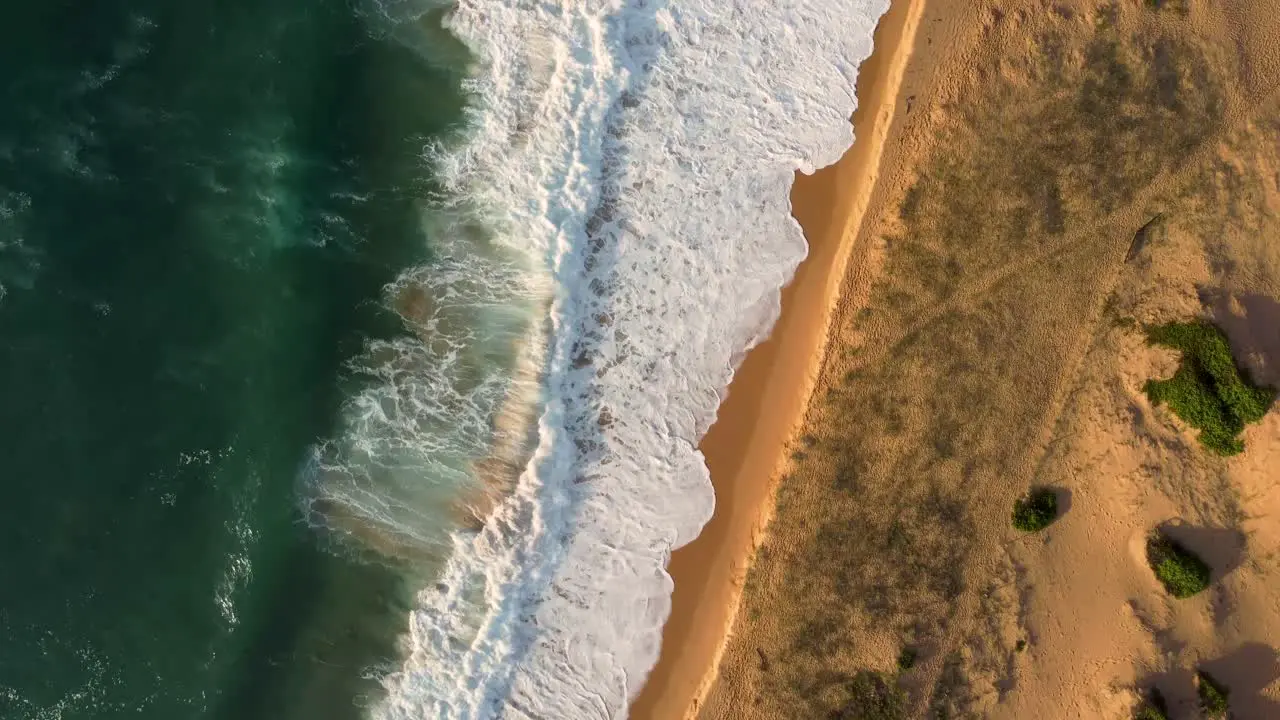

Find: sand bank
626;1;924;716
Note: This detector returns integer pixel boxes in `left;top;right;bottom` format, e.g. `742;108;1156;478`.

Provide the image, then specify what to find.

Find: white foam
361;0;889;716
0;190;40;300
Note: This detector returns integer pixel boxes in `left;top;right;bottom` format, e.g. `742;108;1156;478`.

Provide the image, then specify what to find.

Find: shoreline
626;0;925;717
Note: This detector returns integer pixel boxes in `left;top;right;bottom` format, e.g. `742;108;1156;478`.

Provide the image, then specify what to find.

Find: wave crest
341;0;891;715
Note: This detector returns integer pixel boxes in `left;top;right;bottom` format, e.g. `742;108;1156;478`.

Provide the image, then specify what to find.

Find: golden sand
627;0;924;716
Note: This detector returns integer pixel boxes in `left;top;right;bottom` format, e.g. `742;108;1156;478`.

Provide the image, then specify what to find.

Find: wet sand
626;0;924;716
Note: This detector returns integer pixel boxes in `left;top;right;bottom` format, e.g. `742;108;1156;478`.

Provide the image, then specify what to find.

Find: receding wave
303;213;548;561
311;0;890;716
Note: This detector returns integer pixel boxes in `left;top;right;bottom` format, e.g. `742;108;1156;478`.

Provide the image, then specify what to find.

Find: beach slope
627;0;924;716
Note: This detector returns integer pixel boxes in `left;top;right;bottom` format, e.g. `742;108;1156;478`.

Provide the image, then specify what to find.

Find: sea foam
354;0;890;716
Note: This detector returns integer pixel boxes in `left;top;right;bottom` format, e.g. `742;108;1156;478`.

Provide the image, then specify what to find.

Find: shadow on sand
1051;486;1073;520
1202;643;1280;718
1136;644;1280;719
1202;289;1280;389
1156;519;1247;584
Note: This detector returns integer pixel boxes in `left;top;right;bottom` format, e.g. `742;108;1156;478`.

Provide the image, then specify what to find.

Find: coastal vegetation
1133;688;1169;720
1134;697;1168;720
835;671;907;720
896;646;917;672
1197;671;1230;719
1134;704;1167;720
1011;488;1059;532
1146;531;1212;598
1143;320;1276;455
1145;0;1189;15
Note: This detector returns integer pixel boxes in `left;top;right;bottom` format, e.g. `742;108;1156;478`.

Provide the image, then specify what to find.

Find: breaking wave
312;0;889;716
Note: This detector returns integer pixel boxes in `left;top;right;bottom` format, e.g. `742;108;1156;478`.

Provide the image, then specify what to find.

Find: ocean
0;0;887;717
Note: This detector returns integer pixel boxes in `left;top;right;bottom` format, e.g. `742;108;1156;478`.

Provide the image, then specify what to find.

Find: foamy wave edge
372;0;890;717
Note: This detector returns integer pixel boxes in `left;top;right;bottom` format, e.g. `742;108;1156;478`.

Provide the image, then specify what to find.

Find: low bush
1012;488;1058;532
1197;671;1230;719
896;646;917;672
1143;320;1276;455
1134;688;1168;720
834;670;907;720
1134;705;1167;720
1146;532;1211;598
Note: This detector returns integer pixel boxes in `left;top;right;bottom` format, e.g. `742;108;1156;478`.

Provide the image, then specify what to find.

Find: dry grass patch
700;3;1247;718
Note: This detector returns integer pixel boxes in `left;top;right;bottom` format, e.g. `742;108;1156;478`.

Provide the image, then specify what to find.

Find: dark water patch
0;0;466;717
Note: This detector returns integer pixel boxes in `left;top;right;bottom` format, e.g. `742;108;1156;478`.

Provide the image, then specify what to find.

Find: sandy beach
626;1;924;717
638;0;1280;718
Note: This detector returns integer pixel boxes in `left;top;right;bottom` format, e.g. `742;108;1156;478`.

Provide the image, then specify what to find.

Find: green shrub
1197;671;1230;719
1134;688;1168;720
1143;320;1276;456
834;670;907;720
1012;488;1058;532
1146;532;1211;598
1134;705;1167;720
896;646;917;672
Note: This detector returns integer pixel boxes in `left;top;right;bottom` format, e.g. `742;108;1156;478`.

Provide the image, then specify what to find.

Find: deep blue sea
0;1;468;717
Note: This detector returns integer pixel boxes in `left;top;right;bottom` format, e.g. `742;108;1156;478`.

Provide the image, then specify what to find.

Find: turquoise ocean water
0;0;470;717
0;0;894;714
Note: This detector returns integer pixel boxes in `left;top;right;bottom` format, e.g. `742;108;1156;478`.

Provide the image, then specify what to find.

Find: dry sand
626;1;925;717
638;1;1280;719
